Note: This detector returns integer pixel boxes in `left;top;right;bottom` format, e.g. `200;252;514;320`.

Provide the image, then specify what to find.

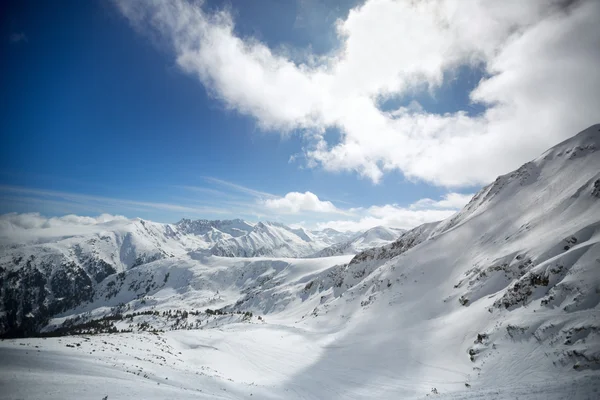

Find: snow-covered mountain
0;216;348;336
310;225;405;257
2;125;600;398
175;218;254;239
209;221;327;257
309;227;358;245
0;217;208;336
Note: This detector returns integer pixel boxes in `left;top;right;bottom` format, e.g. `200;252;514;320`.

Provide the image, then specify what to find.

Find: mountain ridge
310;225;405;257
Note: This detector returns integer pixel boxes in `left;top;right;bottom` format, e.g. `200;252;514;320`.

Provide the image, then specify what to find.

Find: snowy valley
2;124;600;399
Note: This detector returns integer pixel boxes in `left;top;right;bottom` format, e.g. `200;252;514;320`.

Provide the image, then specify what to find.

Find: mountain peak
176;218;254;238
538;123;599;162
432;124;600;236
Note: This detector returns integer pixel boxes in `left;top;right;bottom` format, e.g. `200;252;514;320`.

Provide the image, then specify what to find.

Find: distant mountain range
0;212;404;336
309;226;405;257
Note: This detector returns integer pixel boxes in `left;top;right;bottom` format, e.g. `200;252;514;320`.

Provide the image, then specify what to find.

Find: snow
1;124;600;399
0;217;354;273
2;325;599;399
209;221;332;257
310;227;359;246
310;225;405;257
176;218;255;238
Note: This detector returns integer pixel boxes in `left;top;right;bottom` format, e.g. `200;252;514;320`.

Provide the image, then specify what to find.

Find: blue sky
2;0;598;230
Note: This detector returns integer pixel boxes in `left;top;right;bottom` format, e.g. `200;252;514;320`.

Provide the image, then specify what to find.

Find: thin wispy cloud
203;177;278;199
0;185;231;216
318;195;356;207
176;185;231;198
1;194;110;216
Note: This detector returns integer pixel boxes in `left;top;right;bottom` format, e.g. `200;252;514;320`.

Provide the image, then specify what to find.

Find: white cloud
0;212;128;230
0;189;470;235
410;192;473;210
264;191;343;214
0;212;131;244
315;192;470;231
116;0;600;187
316;204;455;232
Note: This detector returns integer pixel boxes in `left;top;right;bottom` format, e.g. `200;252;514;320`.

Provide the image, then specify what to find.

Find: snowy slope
310;225;405;257
2;125;600;398
2;327;598;400
279;123;600;396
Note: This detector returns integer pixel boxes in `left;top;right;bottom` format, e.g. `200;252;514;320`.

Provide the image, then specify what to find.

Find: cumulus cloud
116;0;600;187
410;192;474;210
0;212;129;230
316;204;454;232
315;192;470;231
264;191;344;214
0;213;130;244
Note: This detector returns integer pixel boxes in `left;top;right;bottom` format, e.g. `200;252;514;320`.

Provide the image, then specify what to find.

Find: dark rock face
50;262;94;308
592;179;600;198
0;255;112;338
82;257;117;283
1;256;50;337
131;253;165;268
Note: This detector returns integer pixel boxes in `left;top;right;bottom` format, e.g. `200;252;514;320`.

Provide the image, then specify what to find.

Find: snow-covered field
2;125;600;399
2;324;599;399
